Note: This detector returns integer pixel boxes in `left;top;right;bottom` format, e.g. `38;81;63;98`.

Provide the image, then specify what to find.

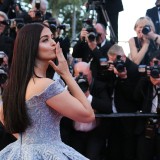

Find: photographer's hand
150;76;160;86
114;67;127;79
107;61;114;71
143;31;160;44
80;28;88;41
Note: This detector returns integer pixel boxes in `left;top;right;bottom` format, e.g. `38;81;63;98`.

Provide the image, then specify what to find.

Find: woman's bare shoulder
26;78;54;101
128;37;134;43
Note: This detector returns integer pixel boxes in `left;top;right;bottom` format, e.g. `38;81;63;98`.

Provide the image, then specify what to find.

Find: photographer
87;0;123;41
61;61;112;160
28;0;52;21
0;51;16;151
0;11;14;67
72;22;113;79
134;52;160;160
146;0;160;34
106;44;140;160
129;16;158;65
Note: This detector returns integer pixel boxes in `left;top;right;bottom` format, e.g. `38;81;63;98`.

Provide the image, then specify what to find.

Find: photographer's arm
87;39;104;61
72;29;89;59
129;37;150;65
146;31;160;45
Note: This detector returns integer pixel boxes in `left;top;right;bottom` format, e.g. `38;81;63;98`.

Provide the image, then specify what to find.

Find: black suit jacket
146;6;160;34
114;58;140;113
72;39;113;80
91;79;113;114
104;0;123;14
133;77;154;135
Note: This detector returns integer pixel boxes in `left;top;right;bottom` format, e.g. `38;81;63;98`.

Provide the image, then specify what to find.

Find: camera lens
88;32;96;41
142;25;151;35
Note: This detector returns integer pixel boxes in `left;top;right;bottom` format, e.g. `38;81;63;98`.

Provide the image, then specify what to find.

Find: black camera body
82;18;97;42
57;24;66;30
138;60;160;78
150;60;160;78
75;72;89;93
47;20;57;34
98;57;112;76
142;25;151;35
34;0;43;21
114;55;125;73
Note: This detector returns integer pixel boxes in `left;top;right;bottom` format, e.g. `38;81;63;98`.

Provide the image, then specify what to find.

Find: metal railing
96;113;160;118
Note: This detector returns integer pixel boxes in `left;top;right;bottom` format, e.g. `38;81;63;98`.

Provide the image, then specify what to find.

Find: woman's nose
51;38;56;45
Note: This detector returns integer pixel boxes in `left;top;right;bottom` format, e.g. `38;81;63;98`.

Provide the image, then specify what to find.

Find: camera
75;72;89;93
33;0;43;21
150;60;160;78
57;24;66;30
145;118;157;139
0;51;8;84
114;55;125;73
9;18;24;29
99;57;110;69
47;19;70;34
82;18;97;42
138;60;160;78
47;20;57;34
98;57;113;76
142;25;151;35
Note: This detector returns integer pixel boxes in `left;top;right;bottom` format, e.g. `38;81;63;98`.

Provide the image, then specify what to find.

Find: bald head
74;62;92;84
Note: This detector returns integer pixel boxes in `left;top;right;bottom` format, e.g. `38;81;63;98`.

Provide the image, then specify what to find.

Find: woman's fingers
48;60;57;71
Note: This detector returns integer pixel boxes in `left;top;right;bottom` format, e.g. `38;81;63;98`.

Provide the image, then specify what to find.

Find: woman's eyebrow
40;35;48;39
40;34;54;39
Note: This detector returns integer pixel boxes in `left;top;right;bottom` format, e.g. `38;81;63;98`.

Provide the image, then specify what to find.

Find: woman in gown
0;23;95;159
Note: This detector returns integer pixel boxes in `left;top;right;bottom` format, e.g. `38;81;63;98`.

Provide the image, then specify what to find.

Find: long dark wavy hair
2;23;44;133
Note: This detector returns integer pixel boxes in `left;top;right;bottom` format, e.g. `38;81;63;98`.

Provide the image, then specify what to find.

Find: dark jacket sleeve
91;79;113;114
0;0;12;13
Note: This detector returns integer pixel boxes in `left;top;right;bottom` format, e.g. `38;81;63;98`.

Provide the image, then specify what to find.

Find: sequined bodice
0;79;89;160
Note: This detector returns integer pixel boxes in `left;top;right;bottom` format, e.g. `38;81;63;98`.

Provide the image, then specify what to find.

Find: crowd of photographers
69;1;160;159
1;0;160;160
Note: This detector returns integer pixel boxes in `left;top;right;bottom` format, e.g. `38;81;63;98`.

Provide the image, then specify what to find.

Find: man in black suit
134;51;160;160
92;0;123;41
72;23;113;79
106;44;140;160
69;61;112;160
146;0;160;34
